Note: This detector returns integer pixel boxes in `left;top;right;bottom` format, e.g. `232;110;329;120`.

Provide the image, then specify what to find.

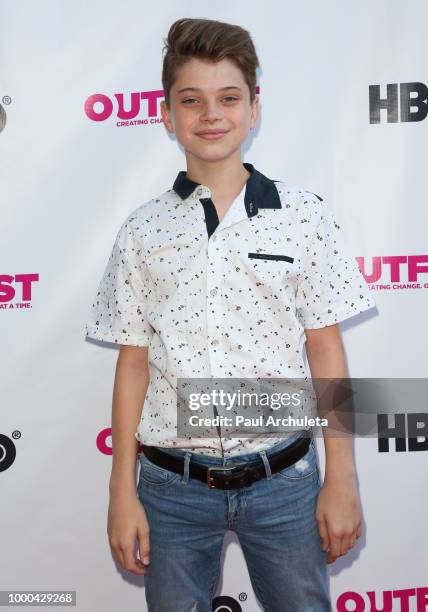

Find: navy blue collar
172;162;282;218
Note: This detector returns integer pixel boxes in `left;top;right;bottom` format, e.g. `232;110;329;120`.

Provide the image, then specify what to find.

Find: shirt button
211;339;219;346
210;288;218;297
211;234;217;242
196;188;202;195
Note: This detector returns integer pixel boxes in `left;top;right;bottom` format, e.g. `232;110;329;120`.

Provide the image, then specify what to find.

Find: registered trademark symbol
238;592;247;601
2;95;12;105
11;430;21;440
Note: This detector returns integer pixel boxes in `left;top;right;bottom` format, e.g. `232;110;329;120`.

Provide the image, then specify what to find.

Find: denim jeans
136;431;331;612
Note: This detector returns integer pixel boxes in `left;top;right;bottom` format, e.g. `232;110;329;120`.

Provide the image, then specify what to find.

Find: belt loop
259;450;272;480
181;451;192;485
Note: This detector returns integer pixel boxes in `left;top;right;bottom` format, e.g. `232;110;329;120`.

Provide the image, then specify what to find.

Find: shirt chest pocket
244;251;299;294
246;250;296;280
248;252;294;263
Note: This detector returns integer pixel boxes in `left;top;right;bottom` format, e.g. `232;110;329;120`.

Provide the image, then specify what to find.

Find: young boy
85;17;376;612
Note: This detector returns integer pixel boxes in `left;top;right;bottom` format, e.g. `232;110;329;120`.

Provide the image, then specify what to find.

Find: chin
196;151;236;163
184;145;232;161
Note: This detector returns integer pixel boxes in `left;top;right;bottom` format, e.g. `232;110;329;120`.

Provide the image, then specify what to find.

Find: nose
199;99;224;123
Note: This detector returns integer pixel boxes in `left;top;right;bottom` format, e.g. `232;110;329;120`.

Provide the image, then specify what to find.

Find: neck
184;152;250;197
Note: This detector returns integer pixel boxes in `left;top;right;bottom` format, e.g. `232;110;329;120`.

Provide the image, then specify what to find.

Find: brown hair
161;18;260;109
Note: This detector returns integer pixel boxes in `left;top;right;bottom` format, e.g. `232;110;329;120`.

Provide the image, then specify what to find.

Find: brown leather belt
141;433;311;489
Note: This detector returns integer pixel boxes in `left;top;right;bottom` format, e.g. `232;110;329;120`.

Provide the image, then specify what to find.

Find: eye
181;96;239;105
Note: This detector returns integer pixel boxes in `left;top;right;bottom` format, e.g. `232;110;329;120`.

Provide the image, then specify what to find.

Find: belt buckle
206;465;242;489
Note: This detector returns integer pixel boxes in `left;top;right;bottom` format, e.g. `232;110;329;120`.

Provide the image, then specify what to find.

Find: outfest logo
337;587;428;611
96;428;113;455
84;86;261;128
357;255;428;291
0;274;39;309
84;90;165;128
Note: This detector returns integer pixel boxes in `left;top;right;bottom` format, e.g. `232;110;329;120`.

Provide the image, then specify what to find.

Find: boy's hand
315;474;363;564
107;488;150;575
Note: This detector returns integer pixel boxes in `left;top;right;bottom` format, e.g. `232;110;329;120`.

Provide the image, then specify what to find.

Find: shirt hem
300;297;376;329
85;323;152;347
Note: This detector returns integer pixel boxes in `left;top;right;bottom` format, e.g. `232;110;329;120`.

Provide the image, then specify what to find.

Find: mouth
196;130;229;140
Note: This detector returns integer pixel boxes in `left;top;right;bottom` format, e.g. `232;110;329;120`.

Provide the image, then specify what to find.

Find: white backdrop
1;1;427;611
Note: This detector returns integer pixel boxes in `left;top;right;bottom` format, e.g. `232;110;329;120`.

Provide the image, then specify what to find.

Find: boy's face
161;57;259;164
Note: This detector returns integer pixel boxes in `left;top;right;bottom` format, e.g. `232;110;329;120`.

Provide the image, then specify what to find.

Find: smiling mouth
196;131;229;140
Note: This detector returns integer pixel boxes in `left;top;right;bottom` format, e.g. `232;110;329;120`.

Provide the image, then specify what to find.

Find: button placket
206;233;222;364
195;185;211;199
205;231;225;450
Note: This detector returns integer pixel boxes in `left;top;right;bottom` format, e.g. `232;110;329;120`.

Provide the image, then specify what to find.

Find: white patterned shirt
84;162;376;456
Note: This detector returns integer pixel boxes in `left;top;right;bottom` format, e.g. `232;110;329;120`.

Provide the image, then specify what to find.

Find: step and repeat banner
1;1;427;610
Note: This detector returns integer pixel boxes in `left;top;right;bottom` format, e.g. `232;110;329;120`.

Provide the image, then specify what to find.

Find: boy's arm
305;323;356;482
305;323;362;565
107;345;151;575
109;345;150;493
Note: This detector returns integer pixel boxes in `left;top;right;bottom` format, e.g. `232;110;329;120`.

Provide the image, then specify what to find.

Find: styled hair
161;18;260;108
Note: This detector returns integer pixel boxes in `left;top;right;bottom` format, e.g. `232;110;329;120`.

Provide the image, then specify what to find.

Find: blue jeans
137;432;331;612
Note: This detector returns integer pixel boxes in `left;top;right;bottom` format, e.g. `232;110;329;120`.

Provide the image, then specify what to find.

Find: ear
250;95;259;130
160;100;175;134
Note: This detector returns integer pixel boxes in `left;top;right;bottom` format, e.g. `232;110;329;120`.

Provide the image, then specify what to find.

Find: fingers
347;521;362;552
348;533;357;551
110;539;125;569
326;532;342;564
123;542;147;575
326;522;362;564
317;517;330;553
109;538;147;575
137;526;150;570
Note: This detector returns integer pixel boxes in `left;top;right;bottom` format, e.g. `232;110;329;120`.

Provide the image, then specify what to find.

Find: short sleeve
84;216;154;346
295;198;376;329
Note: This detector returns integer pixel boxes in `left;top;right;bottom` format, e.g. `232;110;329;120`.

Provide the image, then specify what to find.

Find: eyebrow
176;86;243;94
